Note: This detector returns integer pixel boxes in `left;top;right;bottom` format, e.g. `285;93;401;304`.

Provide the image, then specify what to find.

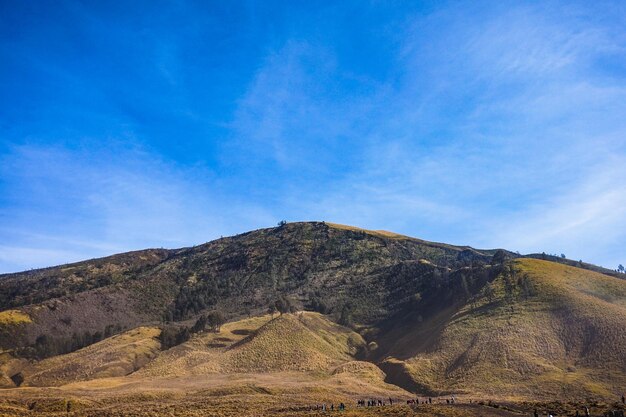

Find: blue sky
1;1;626;273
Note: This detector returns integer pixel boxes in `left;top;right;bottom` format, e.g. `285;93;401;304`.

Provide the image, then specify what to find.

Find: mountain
1;221;625;416
0;221;503;352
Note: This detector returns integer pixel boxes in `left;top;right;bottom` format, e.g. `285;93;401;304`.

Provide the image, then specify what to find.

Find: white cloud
480;159;626;265
0;143;270;273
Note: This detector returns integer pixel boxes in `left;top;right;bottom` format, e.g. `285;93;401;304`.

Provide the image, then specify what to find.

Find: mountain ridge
0;221;505;280
1;221;625;408
1;221;508;350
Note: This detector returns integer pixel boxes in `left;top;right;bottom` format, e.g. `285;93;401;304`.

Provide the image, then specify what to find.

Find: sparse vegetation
16;324;123;359
20;327;161;387
159;326;191;350
274;296;295;315
0;249;170;310
0;222;624;415
207;310;226;332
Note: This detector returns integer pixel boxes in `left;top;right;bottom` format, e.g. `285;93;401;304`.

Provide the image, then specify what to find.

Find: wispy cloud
0;143;273;272
482;158;626;261
226;2;626;267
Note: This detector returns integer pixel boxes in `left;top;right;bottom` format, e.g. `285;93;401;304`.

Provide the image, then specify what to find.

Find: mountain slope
375;258;626;400
139;312;365;376
0;221;624;404
0;249;172;310
0;222;501;353
21;326;161;387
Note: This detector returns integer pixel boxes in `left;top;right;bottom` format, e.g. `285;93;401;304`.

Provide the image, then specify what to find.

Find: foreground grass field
1;386;624;417
0;307;624;416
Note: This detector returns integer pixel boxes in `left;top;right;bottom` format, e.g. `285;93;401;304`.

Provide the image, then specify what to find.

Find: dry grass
1;259;624;415
137;314;274;377
21;326;161;387
326;222;410;240
227;313;360;372
325;222;477;253
0;353;28;389
0;310;32;387
139;312;365;377
377;259;626;400
0;310;31;326
0;283;624;415
0;385;622;417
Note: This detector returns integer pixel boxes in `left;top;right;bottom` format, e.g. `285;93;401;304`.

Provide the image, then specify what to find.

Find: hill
0;221;504;355
139;312;367;377
374;258;626;400
21;326;161;387
0;221;624;414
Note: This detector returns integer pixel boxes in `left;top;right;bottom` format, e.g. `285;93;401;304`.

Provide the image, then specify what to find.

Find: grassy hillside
0;310;31;326
19;326;161;387
376;258;626;400
524;253;624;279
138;314;275;377
139;312;366;377
227;312;364;373
0;310;32;355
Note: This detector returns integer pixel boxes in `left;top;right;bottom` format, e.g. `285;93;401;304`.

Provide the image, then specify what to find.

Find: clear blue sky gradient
1;1;626;273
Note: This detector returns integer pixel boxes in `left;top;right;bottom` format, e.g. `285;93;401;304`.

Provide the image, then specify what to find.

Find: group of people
356;397;394;407
356;396;460;407
311;403;346;411
311;394;625;414
317;396;449;411
407;397;456;405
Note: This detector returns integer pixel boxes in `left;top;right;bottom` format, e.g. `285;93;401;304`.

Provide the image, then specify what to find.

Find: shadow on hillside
231;329;254;336
372;305;460;361
378;360;440;396
227;322;267;350
375;299;503;362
